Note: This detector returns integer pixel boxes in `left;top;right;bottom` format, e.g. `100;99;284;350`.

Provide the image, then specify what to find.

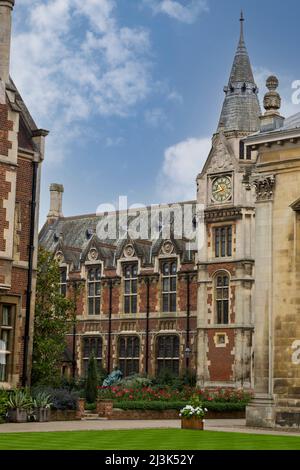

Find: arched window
215;273;230;324
162;261;177;313
118;336;140;376
82;336;102;377
124;264;138;314
87;266;101;315
156;335;179;376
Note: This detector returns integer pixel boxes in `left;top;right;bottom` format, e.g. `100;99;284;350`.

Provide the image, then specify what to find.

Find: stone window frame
55;251;69;297
122;263;138;315
213;225;233;259
155;334;180;376
118;335;140;377
60;267;67;297
86;264;102;316
160;259;178;314
81;334;103;377
213;271;230;325
0;303;16;383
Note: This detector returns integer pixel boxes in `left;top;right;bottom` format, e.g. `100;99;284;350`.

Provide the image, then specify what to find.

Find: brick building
40;198;198;379
39;14;260;387
0;1;47;388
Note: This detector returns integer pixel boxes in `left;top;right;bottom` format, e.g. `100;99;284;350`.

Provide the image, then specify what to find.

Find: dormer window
60;268;67;297
87;267;101;315
124;264;138;314
162;261;177;313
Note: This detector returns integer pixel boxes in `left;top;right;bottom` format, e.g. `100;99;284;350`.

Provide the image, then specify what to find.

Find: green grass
0;429;300;450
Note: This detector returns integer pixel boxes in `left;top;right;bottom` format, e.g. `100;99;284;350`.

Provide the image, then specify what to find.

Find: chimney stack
0;1;14;84
47;184;64;223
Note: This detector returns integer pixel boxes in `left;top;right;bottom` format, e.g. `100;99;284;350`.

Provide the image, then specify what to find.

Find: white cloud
157;136;211;201
144;0;208;24
11;0;153;164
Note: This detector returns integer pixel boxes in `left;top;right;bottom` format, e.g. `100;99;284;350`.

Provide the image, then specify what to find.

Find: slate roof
218;15;261;133
39;202;198;269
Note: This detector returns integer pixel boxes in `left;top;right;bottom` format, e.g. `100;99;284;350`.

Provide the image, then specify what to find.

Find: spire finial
238;10;245;50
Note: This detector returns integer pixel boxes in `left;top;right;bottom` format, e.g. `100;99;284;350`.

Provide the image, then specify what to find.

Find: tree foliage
85;355;98;404
31;247;73;385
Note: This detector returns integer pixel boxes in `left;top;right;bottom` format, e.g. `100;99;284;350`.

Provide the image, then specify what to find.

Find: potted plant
33;392;52;422
7;389;32;423
180;395;207;430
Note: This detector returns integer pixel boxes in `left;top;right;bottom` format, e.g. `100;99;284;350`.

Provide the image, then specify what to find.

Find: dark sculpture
102;367;123;387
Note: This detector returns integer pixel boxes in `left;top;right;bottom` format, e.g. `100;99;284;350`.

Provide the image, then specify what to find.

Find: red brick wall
207;329;235;382
16;157;33;262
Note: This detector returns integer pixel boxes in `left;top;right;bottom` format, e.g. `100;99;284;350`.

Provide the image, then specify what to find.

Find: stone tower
196;13;260;388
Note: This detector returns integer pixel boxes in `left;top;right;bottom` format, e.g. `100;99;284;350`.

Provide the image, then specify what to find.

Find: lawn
0;429;300;450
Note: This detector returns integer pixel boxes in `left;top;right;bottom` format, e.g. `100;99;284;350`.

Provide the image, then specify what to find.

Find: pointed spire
217;12;261;133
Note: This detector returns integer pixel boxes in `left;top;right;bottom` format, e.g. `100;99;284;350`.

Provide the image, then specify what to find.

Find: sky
10;0;300;224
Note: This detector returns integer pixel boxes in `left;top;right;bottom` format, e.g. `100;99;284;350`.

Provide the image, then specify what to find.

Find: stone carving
124;244;135;258
263;76;281;113
209;141;234;173
161;240;174;255
253;175;276;201
55;251;64;264
88;248;98;261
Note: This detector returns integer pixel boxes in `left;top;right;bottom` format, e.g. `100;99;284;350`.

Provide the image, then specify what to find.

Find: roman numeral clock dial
212;176;232;203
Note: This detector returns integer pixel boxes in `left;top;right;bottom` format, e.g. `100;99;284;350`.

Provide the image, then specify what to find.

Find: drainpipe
185;274;191;371
145;277;150;375
107;280;113;373
22;160;38;387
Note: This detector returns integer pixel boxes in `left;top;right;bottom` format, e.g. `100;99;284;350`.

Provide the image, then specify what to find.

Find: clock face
212;176;232;203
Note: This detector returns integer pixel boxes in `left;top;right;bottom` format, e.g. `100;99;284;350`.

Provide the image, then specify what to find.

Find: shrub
85;402;96;411
0;390;9;423
113;400;247;412
85;355;98;404
32;387;79;410
120;375;153;389
6;389;32;410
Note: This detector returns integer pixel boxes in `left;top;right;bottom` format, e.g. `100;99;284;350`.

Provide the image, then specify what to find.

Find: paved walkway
0;419;300;437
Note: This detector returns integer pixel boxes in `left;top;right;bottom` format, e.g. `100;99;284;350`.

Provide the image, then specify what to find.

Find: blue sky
10;0;300;224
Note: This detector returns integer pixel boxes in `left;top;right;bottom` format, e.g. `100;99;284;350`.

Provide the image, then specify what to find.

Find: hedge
113;400;247;412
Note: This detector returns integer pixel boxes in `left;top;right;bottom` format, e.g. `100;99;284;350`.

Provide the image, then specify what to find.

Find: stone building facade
245;78;300;428
39;15;262;386
40;199;198;379
0;1;47;388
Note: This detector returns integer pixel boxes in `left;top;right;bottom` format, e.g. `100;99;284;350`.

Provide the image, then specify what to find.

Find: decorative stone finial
263;75;281;114
260;75;285;132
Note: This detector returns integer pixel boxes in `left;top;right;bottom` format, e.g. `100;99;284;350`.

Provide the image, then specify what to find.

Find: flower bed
98;385;252;405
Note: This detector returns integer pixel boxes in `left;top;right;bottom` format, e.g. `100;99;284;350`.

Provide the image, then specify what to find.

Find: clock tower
196;13;261;388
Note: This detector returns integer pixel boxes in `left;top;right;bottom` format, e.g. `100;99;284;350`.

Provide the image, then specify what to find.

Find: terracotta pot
181;417;204;430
